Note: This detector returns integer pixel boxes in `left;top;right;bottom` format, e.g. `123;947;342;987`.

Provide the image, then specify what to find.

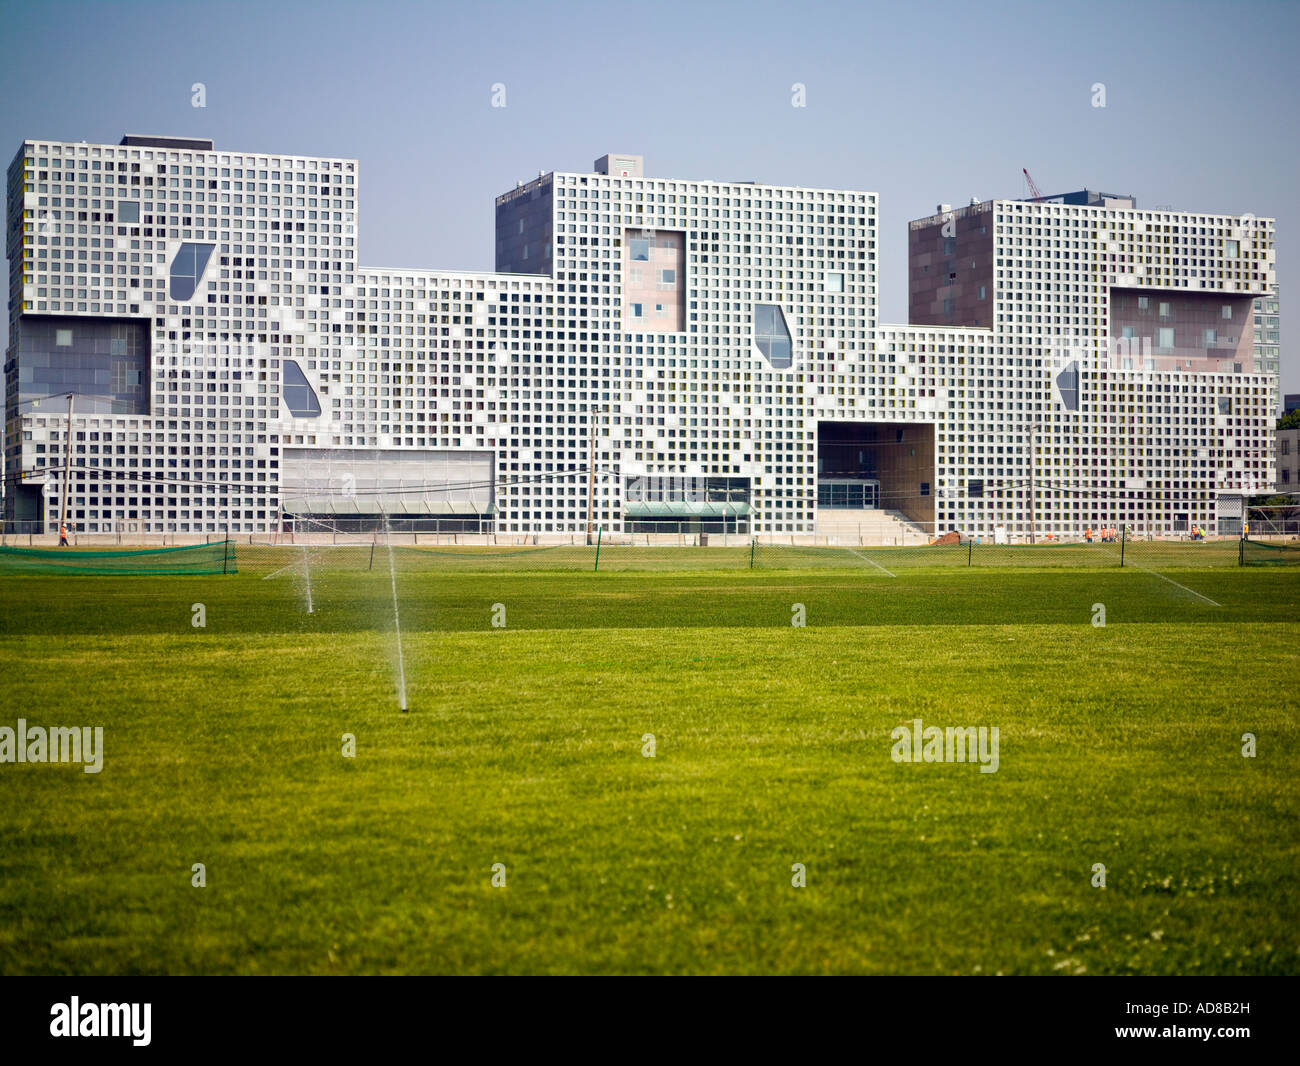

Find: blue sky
3;0;1296;393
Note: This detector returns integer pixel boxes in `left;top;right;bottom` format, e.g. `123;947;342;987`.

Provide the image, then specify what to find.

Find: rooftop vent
120;135;215;151
595;153;644;178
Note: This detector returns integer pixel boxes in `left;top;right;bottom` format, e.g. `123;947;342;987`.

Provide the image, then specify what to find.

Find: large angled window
282;360;321;417
169;242;215;301
754;303;792;369
1054;360;1079;411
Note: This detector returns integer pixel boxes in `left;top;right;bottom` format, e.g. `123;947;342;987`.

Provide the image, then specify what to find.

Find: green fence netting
0;542;236;575
1241;538;1300;566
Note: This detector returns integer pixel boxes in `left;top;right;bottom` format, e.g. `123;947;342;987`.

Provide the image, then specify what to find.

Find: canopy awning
623;501;751;517
282;496;494;516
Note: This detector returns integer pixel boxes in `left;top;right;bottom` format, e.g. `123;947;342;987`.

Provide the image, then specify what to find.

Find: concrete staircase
814;508;931;546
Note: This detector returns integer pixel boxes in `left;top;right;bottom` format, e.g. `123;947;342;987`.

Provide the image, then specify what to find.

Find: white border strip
1125;560;1221;606
261;558;307;581
848;548;896;578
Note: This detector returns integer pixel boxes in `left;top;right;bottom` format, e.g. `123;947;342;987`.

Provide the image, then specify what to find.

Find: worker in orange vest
1085;526;1093;543
59;522;69;547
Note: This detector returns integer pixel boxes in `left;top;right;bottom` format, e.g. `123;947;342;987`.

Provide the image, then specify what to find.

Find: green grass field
1;555;1297;974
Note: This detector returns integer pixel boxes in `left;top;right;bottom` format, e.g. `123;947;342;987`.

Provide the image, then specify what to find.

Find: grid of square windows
4;139;1277;538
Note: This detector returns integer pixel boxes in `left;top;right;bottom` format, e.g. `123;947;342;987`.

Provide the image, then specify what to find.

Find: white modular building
4;138;1277;539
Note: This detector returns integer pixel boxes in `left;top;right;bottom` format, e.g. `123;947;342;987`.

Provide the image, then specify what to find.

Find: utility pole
1028;445;1034;544
1027;421;1041;545
59;393;74;540
585;414;597;546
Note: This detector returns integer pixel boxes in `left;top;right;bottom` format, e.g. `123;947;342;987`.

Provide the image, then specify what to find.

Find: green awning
623;501;751;517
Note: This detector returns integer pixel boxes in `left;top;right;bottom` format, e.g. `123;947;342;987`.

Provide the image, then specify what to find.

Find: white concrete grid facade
501;165;876;535
911;197;1276;537
1253;281;1280;375
3;137;1278;539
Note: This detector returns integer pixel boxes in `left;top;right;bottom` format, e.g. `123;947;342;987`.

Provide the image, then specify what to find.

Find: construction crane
1022;168;1045;202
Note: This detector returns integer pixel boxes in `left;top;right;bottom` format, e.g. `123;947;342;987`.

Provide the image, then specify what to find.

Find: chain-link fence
1247;504;1300;538
751;534;1262;571
1241;538;1300;566
230;529;1297;576
4;519;1295;575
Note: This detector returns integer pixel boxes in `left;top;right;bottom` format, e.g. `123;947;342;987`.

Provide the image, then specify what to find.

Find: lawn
0;562;1296;974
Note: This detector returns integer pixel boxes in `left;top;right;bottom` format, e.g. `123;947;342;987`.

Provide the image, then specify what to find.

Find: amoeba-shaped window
282;360;321;418
754;303;792;369
169;242;215;301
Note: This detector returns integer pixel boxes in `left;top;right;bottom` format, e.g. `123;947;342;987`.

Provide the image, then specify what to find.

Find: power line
2;462;624;496
9;463;1265;508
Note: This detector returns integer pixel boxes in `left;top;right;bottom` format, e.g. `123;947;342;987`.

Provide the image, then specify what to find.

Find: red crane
1022;168;1045;202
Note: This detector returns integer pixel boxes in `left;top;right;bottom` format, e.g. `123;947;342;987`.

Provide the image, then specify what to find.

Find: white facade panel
2;138;1277;538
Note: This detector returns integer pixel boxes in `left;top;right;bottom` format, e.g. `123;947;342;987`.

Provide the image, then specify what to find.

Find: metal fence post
594;527;602;572
968;538;973;566
750;538;757;569
1120;525;1126;568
